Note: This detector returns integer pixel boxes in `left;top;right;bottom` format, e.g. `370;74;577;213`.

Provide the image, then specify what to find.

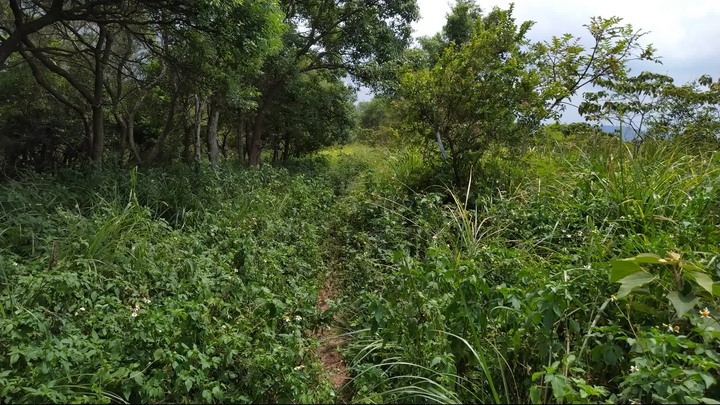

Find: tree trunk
271;135;279;165
206;95;220;169
182;121;193;163
244;120;253;164
194;94;205;169
282;132;291;162
236;120;245;165
144;79;179;165
220;130;228;160
81;116;92;157
90;24;112;166
126;114;142;164
91;105;104;165
248;110;265;167
248;80;286;167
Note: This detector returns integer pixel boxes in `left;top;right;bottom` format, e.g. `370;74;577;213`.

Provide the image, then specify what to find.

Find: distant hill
600;125;639;141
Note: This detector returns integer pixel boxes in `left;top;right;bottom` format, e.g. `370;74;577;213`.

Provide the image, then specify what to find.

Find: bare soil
313;274;350;402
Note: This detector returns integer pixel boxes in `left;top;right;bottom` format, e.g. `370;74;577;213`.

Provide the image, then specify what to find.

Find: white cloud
414;0;720;75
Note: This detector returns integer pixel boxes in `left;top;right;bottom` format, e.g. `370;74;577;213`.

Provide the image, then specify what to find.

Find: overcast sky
358;0;720;123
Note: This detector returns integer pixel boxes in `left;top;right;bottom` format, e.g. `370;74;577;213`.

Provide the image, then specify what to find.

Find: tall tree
6;0;283;167
243;0;419;167
534;16;660;118
399;5;543;185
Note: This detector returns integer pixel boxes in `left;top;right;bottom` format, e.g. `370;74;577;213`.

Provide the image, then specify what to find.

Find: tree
399;5;544;185
579;71;675;141
265;71;356;163
355;97;401;145
0;0;198;68
534;16;660;118
649;75;720;142
442;0;482;46
243;0;419;167
3;0;283;167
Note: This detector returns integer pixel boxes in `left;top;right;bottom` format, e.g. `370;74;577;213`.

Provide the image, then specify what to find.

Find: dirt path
314;279;349;400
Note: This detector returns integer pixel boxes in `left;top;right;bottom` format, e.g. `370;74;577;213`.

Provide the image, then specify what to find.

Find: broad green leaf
529;386;541;404
713;283;720;297
666;291;699;318
616;272;656;299
679;261;703;271
686;271;714;295
609;260;642;282
700;372;716;389
633;253;664;263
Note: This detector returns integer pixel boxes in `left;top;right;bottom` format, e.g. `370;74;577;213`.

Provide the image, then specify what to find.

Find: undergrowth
330;135;720;404
0;159;355;403
2;134;720;404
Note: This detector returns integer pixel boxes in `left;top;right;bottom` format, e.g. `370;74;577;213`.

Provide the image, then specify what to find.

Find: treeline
0;0;417;175
355;1;720;185
2;0;719;183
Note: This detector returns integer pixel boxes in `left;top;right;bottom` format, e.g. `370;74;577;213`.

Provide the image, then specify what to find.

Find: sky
358;0;720;123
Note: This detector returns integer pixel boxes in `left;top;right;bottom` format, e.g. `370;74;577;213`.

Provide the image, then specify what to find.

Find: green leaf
185;378;193;392
616;272;656;299
609;260;642;282
633;253;664;263
666;291;699;317
529;385;541;404
713;283;720;297
700;372;716;389
679;261;703;271
686;271;714;295
132;371;144;385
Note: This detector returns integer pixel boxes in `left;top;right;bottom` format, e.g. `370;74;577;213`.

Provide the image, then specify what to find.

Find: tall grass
338;136;720;404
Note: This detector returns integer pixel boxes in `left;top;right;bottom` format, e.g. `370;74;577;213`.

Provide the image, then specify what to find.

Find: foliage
327;134;720;404
0;160;369;403
399;5;544;185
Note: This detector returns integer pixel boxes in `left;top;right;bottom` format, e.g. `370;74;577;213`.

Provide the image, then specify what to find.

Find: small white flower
143;298;151;304
11;261;18;266
283;316;291;323
583;264;591;270
293;365;305;371
630;365;639;373
663;323;679;333
610;294;617;302
700;307;711;318
131;311;139;318
294;315;302;322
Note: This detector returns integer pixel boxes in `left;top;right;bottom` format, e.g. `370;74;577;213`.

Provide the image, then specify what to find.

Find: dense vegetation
2;0;720;403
